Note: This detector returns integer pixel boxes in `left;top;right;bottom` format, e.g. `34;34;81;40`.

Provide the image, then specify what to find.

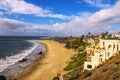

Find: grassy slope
63;51;87;80
78;53;120;80
63;53;120;80
64;52;86;71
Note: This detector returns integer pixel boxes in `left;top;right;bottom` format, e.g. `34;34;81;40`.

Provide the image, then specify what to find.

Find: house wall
99;49;106;62
84;39;120;70
99;39;120;59
91;51;100;69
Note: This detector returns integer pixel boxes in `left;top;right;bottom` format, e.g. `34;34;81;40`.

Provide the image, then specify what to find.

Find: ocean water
0;36;46;75
0;41;33;59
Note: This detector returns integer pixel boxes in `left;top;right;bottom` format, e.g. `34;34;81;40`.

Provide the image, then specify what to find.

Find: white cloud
84;0;113;8
53;1;120;35
0;11;3;17
0;17;66;36
0;18;30;32
0;0;119;36
0;0;69;19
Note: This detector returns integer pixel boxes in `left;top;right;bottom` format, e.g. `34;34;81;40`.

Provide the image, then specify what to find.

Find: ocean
0;36;46;79
0;41;34;59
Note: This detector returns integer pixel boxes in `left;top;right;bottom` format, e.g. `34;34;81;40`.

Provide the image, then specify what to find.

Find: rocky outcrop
0;75;7;80
18;58;27;63
37;51;43;55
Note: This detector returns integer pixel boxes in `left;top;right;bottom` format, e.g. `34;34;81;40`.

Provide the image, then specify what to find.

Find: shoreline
13;40;76;80
0;40;45;80
12;52;45;80
12;41;47;80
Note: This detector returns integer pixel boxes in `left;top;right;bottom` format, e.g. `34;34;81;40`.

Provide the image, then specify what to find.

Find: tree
105;32;108;35
88;32;91;37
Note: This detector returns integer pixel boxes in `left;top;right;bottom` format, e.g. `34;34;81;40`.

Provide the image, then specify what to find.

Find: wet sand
13;40;75;80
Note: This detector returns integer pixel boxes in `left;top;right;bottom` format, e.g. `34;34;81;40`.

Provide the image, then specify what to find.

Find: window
114;45;115;48
87;65;92;68
108;52;110;57
101;58;103;62
100;55;103;57
103;42;105;46
108;45;112;50
117;45;119;51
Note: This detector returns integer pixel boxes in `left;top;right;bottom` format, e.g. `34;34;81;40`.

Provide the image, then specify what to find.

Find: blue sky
0;0;120;36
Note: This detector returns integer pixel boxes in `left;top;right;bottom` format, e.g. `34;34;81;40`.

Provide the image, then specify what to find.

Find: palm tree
88;32;91;37
105;32;108;35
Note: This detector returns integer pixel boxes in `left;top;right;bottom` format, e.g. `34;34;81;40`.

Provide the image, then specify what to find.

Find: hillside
51;36;120;80
64;53;120;80
80;53;120;80
64;54;120;80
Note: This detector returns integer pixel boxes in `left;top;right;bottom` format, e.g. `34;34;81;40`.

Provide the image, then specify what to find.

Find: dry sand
13;40;76;80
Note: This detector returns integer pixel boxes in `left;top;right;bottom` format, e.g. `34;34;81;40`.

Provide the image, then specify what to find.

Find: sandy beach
13;40;76;80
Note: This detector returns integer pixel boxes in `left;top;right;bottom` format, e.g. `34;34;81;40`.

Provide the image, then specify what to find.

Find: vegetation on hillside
63;53;120;80
52;32;120;80
52;35;90;80
64;51;86;71
77;53;120;80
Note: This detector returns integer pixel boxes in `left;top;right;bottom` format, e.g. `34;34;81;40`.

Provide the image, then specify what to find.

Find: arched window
114;45;115;48
117;44;119;51
108;45;112;50
113;44;115;50
108;52;110;57
103;42;105;46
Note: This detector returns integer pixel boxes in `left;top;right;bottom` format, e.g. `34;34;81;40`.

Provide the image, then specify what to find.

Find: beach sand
13;40;76;80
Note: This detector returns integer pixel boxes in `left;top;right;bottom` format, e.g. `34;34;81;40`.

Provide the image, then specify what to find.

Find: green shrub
53;76;59;80
64;52;86;71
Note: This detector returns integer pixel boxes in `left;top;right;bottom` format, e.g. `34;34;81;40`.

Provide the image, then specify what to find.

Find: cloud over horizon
53;0;120;35
0;0;119;36
0;17;64;36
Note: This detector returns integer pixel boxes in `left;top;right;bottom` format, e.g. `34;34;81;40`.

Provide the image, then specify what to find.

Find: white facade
84;39;120;70
115;33;120;39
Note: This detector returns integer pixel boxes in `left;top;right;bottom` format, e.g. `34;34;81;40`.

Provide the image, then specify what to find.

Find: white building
84;39;120;70
115;33;120;39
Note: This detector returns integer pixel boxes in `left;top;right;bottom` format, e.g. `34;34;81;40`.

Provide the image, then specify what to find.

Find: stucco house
84;39;120;70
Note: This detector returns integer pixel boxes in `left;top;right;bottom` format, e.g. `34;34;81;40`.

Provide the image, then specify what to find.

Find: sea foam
0;41;38;72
